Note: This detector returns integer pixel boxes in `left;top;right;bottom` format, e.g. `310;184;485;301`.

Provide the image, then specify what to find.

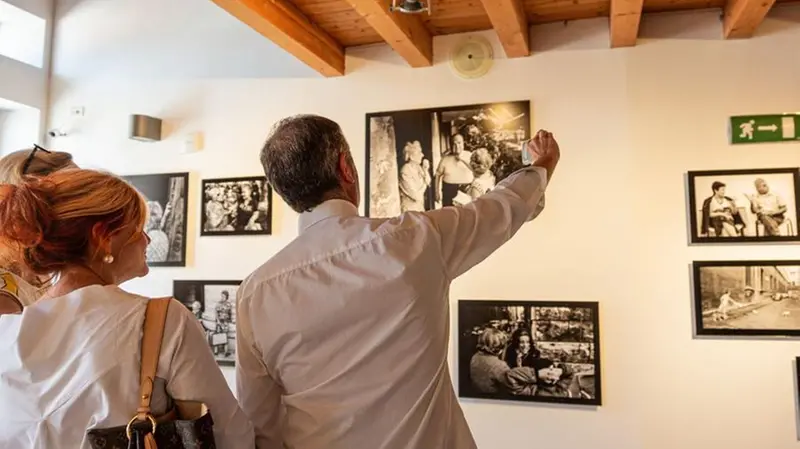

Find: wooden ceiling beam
478;0;530;57
210;0;345;77
339;0;433;67
722;0;777;38
609;0;644;48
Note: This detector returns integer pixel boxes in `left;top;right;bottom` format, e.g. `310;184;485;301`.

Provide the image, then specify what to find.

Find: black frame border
686;167;800;244
173;279;242;367
692;260;800;337
200;176;273;237
457;299;602;407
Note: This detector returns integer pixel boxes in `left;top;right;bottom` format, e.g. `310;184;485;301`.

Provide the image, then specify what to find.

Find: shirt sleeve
425;166;548;279
163;299;256;449
236;288;285;449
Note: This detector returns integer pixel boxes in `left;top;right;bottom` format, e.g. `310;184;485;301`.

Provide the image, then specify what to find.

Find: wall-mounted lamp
129;114;162;142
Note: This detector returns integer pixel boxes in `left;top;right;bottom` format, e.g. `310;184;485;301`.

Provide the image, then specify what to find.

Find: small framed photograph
124;172;189;267
458;300;601;406
173;280;240;366
693;260;800;337
201;176;272;236
687;168;800;243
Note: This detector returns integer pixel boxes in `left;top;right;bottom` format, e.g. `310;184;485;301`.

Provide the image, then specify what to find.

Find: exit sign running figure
730;114;800;144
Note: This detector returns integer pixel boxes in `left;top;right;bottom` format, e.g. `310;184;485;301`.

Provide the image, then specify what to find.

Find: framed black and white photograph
124;172;189;267
201;176;272;236
173;280;240;366
693;261;800;337
458;300;601;406
687;168;800;243
366;101;530;218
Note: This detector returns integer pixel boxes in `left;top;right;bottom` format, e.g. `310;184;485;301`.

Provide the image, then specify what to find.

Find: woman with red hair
0;145;76;313
0;169;254;448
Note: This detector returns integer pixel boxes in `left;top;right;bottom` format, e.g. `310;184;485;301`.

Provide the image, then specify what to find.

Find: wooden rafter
609;0;644;48
478;0;530;57
339;0;433;67
210;0;345;77
723;0;778;39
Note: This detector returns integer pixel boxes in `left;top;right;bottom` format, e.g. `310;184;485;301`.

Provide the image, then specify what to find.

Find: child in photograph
466;148;496;201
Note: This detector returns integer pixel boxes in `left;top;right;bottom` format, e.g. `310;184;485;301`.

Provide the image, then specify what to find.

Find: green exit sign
730;114;800;144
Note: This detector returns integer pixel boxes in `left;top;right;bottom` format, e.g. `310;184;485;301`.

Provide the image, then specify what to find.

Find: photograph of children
123;172;189;266
687;168;800;243
458;300;601;406
173;280;240;366
693;260;800;337
201;176;272;236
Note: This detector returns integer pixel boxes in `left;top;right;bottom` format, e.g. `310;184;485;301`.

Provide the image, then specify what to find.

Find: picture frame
365;101;531;218
200;176;272;236
687;168;800;244
123;172;189;267
692;260;800;337
173;280;241;366
458;299;602;406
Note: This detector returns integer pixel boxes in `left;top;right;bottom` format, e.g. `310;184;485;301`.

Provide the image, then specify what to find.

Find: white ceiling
52;0;319;80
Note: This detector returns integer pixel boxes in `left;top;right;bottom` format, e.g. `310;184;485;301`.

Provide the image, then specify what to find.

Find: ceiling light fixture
389;0;430;15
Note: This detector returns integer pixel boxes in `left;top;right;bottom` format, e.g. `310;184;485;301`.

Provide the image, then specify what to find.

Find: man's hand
422;159;430;172
528;130;560;182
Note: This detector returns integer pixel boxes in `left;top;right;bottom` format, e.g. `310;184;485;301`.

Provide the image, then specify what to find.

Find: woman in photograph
144;200;170;262
398;141;431;212
0;169;254;448
503;328;541;369
701;181;744;237
466;147;496;201
0;146;77;314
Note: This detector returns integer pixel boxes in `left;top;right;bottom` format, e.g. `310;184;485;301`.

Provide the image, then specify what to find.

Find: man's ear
339;152;356;184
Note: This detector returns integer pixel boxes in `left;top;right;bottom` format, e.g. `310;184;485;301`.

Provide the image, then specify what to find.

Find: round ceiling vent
449;35;494;80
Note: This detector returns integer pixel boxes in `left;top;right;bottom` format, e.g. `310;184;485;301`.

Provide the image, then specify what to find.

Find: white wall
0;105;41;154
48;0;800;447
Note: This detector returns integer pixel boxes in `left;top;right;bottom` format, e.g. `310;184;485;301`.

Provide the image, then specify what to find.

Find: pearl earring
103;254;115;264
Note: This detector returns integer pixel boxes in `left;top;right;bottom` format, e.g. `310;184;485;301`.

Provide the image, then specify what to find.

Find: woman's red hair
0;169;148;275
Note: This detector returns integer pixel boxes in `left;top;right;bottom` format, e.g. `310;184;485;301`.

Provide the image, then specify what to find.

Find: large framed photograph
693;260;800;337
201;176;272;236
366;101;530;218
124;172;189;267
173;280;240;366
458;300;601;406
687;168;800;243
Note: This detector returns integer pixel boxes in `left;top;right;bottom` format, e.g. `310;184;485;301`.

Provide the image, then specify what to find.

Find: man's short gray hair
260;115;349;212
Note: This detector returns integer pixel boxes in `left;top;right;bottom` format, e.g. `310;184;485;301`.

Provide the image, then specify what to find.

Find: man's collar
298;199;359;234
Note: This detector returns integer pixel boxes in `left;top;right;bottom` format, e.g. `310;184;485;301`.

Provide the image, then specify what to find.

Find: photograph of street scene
693;261;800;336
458;300;601;406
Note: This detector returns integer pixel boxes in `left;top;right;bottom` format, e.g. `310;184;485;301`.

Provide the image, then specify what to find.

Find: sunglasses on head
21;144;51;175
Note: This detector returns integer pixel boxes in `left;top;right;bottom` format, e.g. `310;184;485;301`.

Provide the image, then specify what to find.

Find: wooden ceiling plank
339;0;433;67
609;0;644;48
479;0;530;57
210;0;345;76
723;0;777;38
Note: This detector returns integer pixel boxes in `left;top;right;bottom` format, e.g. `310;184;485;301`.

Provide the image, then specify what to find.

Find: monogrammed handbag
86;298;217;449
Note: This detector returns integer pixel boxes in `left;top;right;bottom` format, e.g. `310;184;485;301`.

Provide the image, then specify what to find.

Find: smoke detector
449;36;494;79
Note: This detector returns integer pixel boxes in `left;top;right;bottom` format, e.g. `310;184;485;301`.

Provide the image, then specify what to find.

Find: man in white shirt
236;115;560;449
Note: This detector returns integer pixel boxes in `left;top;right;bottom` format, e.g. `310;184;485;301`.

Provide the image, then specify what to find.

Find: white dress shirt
236;166;548;449
0;284;255;449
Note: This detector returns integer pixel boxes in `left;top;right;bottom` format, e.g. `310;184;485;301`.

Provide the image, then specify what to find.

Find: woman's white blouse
0;285;254;449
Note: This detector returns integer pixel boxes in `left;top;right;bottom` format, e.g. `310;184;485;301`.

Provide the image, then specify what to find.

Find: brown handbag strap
137;298;171;420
